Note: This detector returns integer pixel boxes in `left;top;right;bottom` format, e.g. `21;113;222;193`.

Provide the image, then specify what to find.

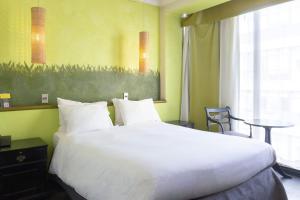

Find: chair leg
249;125;253;138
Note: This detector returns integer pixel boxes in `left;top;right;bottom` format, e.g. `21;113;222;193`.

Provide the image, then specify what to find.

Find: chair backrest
204;106;232;132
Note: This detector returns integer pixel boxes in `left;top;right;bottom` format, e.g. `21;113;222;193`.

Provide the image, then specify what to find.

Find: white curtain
180;27;190;122
220;1;300;170
219;17;241;129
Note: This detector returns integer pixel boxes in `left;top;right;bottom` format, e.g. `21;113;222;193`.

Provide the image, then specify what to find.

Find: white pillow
59;103;113;134
57;98;83;130
118;99;161;125
112;98;123;126
57;98;109;132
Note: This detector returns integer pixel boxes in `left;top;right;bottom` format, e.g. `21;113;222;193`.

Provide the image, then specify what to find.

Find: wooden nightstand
166;120;195;128
0;138;48;200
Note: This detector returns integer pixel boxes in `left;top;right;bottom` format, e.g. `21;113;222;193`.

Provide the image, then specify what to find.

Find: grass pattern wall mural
0;62;160;106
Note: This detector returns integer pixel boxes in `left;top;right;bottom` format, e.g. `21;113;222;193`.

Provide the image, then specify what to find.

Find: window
238;1;300;170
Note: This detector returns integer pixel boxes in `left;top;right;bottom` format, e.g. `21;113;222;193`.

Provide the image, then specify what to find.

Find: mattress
49;122;276;200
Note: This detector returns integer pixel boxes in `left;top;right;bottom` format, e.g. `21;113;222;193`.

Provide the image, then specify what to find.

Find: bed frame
50;167;287;200
49;174;86;200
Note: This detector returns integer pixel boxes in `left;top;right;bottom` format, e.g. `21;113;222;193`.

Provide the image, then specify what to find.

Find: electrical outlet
42;94;48;104
3;101;10;108
123;92;128;100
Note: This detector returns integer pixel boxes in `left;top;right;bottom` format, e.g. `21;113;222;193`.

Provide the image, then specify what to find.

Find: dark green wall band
0;62;160;106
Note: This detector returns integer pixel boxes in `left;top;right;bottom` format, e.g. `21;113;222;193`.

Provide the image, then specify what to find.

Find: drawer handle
16;155;26;162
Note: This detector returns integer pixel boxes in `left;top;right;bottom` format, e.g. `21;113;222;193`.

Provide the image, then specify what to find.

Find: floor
281;176;300;200
44;179;70;200
45;176;300;200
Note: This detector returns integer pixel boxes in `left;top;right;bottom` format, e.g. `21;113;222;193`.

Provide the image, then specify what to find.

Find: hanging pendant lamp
138;0;149;74
31;7;46;64
139;31;149;73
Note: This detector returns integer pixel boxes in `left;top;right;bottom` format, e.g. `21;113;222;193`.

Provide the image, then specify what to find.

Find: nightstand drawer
0;147;47;167
1;188;37;200
0;162;46;199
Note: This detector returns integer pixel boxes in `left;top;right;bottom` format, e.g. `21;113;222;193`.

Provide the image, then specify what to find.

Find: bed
49;122;287;200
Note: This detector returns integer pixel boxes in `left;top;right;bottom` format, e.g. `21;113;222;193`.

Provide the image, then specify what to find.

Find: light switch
123;92;128;100
42;94;48;104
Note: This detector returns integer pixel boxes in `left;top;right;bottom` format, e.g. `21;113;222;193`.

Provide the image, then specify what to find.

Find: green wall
0;62;160;105
0;0;159;70
0;0;182;151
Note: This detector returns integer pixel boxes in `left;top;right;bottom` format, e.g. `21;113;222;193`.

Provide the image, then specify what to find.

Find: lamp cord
143;0;145;31
141;0;145;32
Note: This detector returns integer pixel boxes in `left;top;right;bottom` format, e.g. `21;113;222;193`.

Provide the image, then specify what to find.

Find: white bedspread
49;122;276;200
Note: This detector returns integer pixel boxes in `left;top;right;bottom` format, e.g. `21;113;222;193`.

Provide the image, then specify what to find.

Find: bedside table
166;120;195;128
0;138;48;200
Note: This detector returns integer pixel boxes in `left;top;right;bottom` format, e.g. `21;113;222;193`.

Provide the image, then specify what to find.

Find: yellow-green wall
0;0;182;151
0;0;159;70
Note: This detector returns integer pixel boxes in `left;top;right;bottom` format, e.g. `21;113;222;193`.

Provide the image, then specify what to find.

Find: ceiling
144;0;230;14
143;0;176;6
159;0;178;6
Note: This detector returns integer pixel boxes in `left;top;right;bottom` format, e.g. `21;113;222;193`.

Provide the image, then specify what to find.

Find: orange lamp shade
139;31;149;73
31;7;46;64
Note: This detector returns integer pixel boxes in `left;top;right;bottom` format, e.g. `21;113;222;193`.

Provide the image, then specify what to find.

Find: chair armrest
207;117;225;133
229;115;245;122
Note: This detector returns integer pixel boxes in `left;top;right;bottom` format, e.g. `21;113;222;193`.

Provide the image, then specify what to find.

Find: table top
244;119;294;128
166;120;194;128
0;137;47;152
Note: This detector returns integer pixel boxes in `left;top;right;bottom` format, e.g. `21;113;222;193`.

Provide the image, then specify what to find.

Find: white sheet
49;122;276;200
53;131;65;147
